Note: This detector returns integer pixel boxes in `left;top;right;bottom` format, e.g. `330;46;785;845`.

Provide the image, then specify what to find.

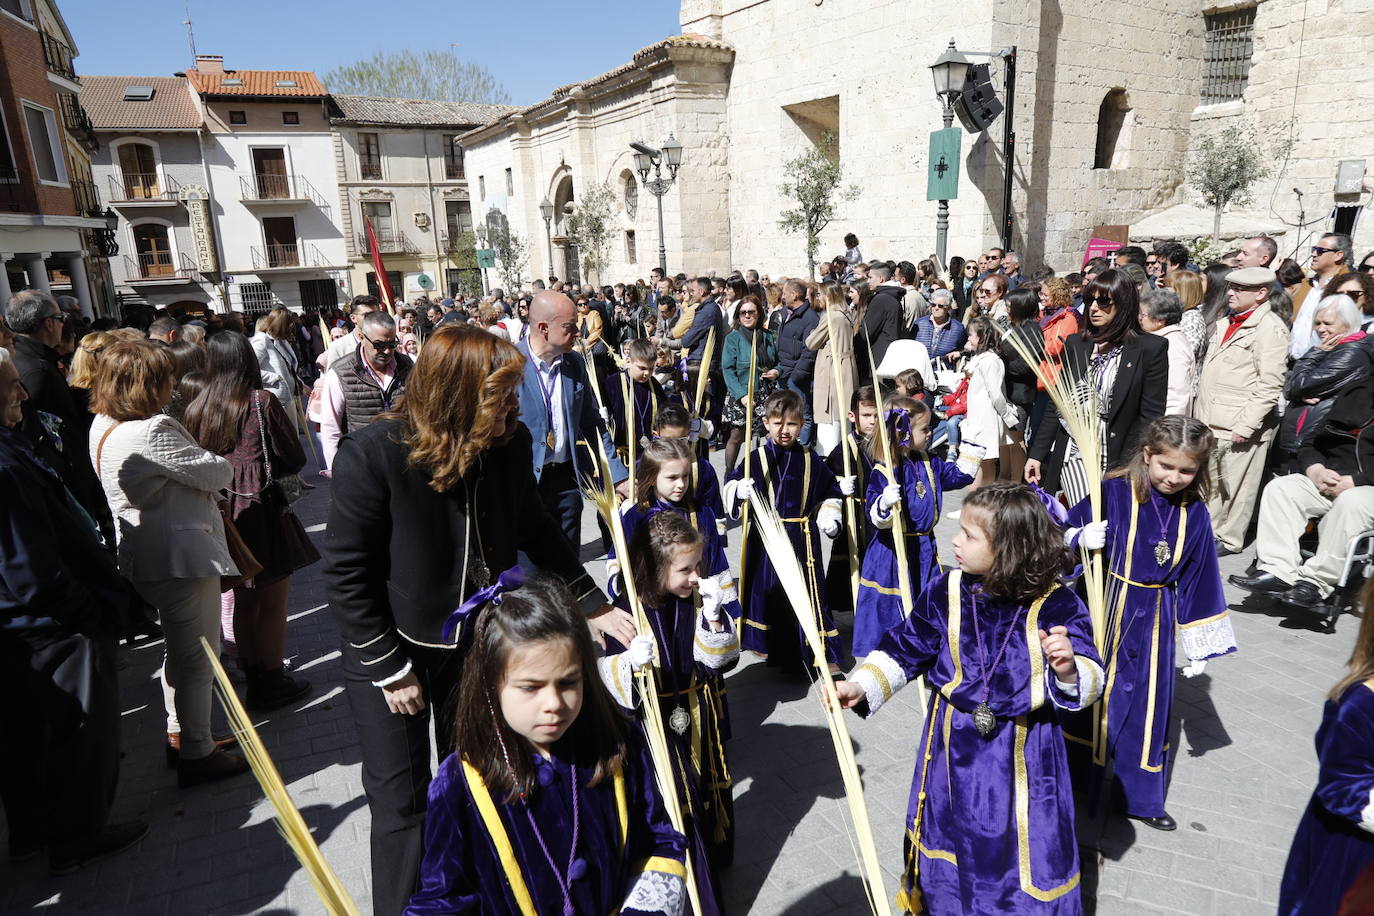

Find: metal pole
655;190;667;275
543;218;553;280
936;100;955;272
1000;46;1017;252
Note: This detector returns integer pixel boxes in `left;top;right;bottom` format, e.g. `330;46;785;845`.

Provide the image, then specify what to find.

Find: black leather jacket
1279;338;1373;457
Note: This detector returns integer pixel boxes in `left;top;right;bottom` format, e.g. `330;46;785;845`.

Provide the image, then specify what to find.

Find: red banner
364;216;395;312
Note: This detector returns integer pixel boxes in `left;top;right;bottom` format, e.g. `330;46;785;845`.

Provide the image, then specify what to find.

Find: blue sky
62;0;682;106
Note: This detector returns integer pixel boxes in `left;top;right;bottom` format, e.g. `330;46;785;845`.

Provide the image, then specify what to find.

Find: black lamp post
929;41;970;272
94;207;119;257
539;196;554;278
631;135;683;275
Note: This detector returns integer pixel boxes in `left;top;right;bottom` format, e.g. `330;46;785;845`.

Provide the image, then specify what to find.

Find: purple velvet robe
849;570;1105;915
1064;477;1236;818
613;500;740;620
605;371;668;454
1280;680;1374;915
727;441;842;668
406;729;688;915
602;594;741;916
852;454;972;657
824;431;877;615
692;457;725;523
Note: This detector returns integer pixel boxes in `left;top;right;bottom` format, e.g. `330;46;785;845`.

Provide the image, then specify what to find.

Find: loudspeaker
956;63;1004;133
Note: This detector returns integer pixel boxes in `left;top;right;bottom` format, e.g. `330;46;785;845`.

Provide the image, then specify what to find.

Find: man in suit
517;291;628;550
1194;266;1290;554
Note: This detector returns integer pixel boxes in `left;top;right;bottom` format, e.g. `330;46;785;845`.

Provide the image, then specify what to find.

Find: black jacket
1000;319;1043;411
1279;340;1373;457
1297;375;1374;483
855;286;905;381
1028;331;1169;493
775;303;820;391
322;419;606;682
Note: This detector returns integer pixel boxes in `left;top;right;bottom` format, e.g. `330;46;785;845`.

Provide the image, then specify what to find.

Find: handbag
219;503;263;591
253;391;306;509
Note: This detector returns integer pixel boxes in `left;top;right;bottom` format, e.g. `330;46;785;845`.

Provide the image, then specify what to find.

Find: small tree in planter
566;181;617;286
1187;120;1294;245
778;132;859;279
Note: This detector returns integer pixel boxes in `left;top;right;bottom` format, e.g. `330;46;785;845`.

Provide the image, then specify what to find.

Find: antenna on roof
183;1;198;65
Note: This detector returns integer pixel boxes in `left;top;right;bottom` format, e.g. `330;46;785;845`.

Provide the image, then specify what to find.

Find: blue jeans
785;378;815;447
931;415;962;452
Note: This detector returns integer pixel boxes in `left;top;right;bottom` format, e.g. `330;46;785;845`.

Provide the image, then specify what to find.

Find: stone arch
1093;88;1132;170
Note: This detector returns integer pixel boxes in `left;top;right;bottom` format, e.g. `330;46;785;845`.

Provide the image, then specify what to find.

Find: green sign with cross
926;128;962;202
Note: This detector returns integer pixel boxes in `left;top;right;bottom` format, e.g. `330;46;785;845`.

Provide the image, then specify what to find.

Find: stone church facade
460;0;1373;282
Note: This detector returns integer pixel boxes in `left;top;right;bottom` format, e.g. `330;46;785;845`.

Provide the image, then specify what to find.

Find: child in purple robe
601;512;740;916
824;386;880;615
608;438;739;619
407;573;688;916
1279;594;1374;915
654;404;725;531
853;397;973;657
605;339;669;462
725;389;844;675
834;483;1105;915
1062;416;1236;832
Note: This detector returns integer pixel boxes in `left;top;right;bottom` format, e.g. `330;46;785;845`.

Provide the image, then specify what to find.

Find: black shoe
1229;571;1292;596
246;667;311;711
1278;581;1323;608
1129;813;1177;831
1213;540;1238;557
49;821;149;875
177;748;250;788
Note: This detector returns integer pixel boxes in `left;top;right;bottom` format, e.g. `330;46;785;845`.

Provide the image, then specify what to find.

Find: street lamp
929;40;970;271
93;206;120;257
538;197;555;279
630;134;683;274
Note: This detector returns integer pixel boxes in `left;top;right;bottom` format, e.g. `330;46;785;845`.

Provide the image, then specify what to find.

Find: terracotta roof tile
186;69;326;97
329;95;516;127
82;76;203;130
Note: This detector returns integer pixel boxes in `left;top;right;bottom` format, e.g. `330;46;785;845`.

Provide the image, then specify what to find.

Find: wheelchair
1311;528;1374;634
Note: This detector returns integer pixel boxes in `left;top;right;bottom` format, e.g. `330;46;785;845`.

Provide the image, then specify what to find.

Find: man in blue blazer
518;291;628;552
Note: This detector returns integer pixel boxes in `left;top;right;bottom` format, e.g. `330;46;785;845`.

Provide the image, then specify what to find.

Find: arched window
132;223;173;277
117;141;160;198
621;169;638;220
1093;89;1131;170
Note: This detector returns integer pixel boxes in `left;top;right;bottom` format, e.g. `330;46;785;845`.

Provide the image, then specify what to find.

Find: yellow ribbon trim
945;571;964;695
1013;718;1082;901
462;760;538;916
1178;610;1229;629
634;856;687;879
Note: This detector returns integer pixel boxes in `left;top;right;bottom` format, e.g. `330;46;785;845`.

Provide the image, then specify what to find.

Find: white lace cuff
622;861;686;916
850;650;907;716
1049;656;1104;710
693;621;740;670
712;572;738;606
1179;612;1238;662
597;653;637;710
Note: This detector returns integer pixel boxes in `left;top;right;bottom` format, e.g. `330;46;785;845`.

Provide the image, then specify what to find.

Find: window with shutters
358;132;382;179
442;135;464;179
117;142;160;199
1201;8;1256;104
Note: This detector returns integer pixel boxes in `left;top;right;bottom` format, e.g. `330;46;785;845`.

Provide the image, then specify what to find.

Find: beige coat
1193;302;1289;438
806;307;857;423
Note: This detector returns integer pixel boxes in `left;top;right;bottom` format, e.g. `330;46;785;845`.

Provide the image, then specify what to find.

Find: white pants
133;576;223;759
1255;475;1374;596
814;420;842;457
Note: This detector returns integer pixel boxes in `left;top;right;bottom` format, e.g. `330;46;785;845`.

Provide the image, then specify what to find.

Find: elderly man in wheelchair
1231;373;1374;630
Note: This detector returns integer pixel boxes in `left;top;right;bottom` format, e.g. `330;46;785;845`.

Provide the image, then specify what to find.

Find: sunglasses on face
1360;263;1374;273
738;309;758;316
1312;246;1337;256
365;335;398;351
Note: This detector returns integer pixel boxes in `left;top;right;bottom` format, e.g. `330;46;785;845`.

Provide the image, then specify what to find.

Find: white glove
838;475;857;497
628;635;656;671
724;478;754;513
877;482;902;514
818;500;842;538
1181;660;1207;679
699;577;723;622
599;407;610;425
701;419;715;440
1079;520;1109;550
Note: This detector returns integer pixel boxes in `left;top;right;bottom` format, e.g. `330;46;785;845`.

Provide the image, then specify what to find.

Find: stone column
24;252;51;293
64;253;94;319
0;255;12;316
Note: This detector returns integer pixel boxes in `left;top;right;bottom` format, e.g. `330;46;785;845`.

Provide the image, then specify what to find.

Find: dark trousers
536;460;583;552
0;625;120;852
342;642;463;916
785;379;815;447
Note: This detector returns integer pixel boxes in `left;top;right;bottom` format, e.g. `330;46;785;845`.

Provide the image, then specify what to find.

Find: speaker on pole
955;63;1004;133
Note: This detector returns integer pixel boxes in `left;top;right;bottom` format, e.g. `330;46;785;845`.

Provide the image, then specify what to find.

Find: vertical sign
178;184;220;273
926;128;962;202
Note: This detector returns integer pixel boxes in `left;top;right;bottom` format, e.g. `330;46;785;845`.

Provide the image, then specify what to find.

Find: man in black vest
319;310;412;475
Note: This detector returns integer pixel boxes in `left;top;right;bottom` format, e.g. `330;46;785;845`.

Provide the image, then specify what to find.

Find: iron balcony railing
0;164;30;213
70;177;102;217
250;242;329;271
239;172;331;209
40;31;78;82
58;95;98;151
356;230;418;256
108;172;182;202
125;251;199;281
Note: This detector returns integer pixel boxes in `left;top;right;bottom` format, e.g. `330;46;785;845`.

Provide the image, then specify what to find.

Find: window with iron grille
358;132;382;180
442;135;464;179
239;281;275;314
1201;7;1256;104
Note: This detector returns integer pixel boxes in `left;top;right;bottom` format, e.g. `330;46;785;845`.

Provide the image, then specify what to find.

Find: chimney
194;54;224;74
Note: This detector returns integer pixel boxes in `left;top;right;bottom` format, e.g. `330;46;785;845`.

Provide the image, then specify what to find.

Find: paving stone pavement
1;443;1355;915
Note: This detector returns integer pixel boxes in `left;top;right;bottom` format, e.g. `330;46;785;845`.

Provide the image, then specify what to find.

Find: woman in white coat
90;340;248;787
250;307;300;410
959;315;1017;490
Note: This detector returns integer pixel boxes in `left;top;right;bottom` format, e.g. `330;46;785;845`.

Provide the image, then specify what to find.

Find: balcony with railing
124;251;199;283
70;177;102;218
107;172;182;205
0;164;32;213
40;31;78;84
58;94;98;151
356;230;419;257
250;242;330;272
239;173;330;209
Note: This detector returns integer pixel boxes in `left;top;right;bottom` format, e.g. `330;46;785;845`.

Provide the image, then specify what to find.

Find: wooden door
133;224;173;277
118;143;158;198
252;148;289;198
262;216;297;267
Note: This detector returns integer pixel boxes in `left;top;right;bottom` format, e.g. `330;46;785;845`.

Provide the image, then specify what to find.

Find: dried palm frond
583;441;705;916
692;328;716;421
994;326;1108;653
743;489;892;916
828;308;861;608
738;339;758;576
200;639;361;916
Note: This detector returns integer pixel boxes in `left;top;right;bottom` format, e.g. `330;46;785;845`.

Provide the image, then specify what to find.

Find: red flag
364;216;395;313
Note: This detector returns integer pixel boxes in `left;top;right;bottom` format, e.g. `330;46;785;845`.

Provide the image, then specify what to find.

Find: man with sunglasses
1290;233;1353;360
319;309;412;475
